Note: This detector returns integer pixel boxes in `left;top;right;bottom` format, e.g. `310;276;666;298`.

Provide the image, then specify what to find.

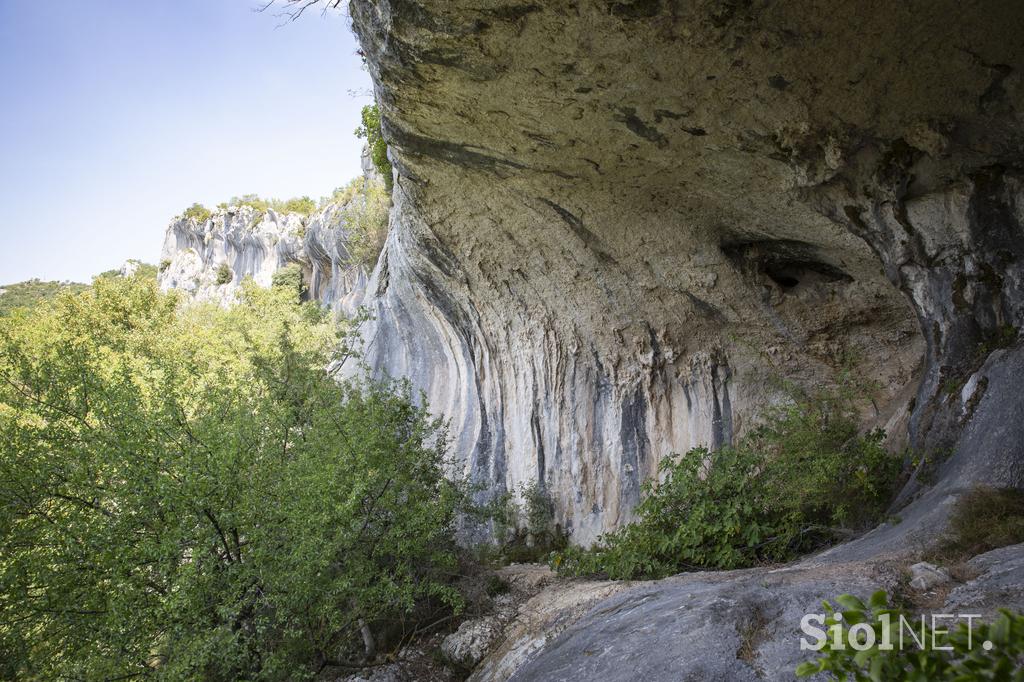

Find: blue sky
0;0;374;283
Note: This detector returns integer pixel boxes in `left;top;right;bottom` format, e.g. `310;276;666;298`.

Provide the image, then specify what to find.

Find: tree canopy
0;277;463;680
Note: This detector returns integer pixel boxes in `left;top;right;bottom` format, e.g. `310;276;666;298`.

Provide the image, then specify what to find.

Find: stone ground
335;541;1024;682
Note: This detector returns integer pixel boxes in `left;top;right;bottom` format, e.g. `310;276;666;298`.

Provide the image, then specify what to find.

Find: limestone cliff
330;2;1024;677
161;0;1024;549
157;152;383;315
345;0;1024;543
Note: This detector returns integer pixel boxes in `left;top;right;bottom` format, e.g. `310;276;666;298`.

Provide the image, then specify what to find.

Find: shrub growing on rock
926;486;1024;565
355;104;393;191
0;278;465;681
182;202;212;223
280;195;316;217
552;383;903;579
343;179;391;272
215;262;233;285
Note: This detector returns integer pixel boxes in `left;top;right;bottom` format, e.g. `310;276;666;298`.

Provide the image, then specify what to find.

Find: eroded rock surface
464;543;1024;682
158;151;382;314
348;0;1023;541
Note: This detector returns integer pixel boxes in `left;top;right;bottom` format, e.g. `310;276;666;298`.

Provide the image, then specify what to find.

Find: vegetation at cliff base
0;278;465;681
215;262;233;285
482;480;568;564
355;104;393;191
552;381;903;579
271;262;306;300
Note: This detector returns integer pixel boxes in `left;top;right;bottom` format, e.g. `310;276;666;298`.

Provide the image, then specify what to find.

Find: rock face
158;161;382;314
465;543;1024;682
347;0;1024;543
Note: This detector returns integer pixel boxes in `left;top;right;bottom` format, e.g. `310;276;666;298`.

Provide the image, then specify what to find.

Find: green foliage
796;591;1024;680
927;486;1024;565
522;480;556;541
322;181;361;207
0;278;464;680
223;195;317;218
95;261;160;283
1;265;160;317
182;202;212;223
160;258;172;273
271;262;306;301
355;104;393;191
552;382;902;579
229;193;271;213
280;196;316;217
481;481;567;564
215;262;233;285
0;279;89;316
341;178;391;271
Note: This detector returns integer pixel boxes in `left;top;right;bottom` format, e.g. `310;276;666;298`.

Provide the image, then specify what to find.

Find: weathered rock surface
465;543;1024;682
339;2;1024;678
158;151;382;313
158;199;374;313
908;562;951;591
347;0;1023;543
442;616;503;668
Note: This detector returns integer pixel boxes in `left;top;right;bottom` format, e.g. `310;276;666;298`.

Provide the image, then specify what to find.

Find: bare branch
256;0;346;22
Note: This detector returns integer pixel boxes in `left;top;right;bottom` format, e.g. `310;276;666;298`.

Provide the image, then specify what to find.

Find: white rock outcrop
158;194;377;316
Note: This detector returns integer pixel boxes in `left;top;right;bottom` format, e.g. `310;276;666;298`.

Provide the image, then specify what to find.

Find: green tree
182;203;212;223
342;179;390;271
215;262;233;285
355;104;393;191
280;196;317;217
0;277;463;680
271;262;306;300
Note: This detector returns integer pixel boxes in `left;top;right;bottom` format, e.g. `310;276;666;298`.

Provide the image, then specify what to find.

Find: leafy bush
280;195;316;217
342;179;391;271
215;262;233;285
271;262;306;300
355;104;393;191
552;383;902;579
229;193;271;213
183;202;212;223
159;258;172;273
927;486;1024;564
0;278;465;681
796;591;1024;680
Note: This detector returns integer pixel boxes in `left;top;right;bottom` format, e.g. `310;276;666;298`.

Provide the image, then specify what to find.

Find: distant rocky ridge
157;151;383;315
0;260;156;316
